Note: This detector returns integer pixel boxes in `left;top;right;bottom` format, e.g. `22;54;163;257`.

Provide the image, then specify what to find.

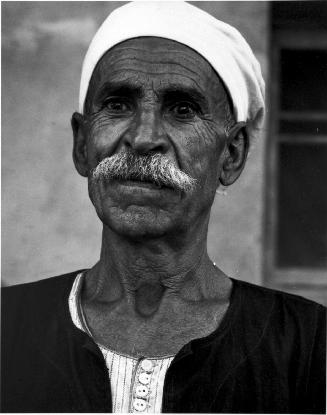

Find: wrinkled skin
71;38;249;357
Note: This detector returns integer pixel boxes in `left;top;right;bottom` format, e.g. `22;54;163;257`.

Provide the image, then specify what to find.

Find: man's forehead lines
97;52;208;88
107;46;208;70
109;37;208;60
101;56;200;80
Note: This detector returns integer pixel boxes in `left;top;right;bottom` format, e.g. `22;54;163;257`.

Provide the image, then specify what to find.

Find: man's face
76;37;233;238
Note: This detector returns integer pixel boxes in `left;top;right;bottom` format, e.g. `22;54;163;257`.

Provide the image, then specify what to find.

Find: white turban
79;1;265;141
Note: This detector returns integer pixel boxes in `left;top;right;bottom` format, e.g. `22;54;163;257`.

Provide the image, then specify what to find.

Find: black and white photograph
1;1;326;412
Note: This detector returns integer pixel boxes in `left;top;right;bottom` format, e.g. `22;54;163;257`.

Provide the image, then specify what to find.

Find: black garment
1;270;326;413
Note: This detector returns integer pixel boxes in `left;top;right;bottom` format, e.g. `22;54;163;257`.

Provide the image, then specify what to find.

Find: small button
135;384;149;398
141;359;154;372
138;372;151;385
133;398;147;412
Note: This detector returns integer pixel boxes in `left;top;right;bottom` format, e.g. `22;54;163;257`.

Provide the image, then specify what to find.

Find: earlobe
71;112;89;177
219;122;249;186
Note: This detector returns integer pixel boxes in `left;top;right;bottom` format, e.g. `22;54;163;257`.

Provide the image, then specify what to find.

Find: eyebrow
95;82;142;101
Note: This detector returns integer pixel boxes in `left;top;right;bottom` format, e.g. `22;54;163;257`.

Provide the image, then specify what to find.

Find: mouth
117;178;174;190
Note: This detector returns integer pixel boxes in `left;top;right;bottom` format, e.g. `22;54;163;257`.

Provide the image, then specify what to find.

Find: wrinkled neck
82;214;225;315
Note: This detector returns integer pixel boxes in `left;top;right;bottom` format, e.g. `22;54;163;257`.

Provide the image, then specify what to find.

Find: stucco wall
2;1;268;286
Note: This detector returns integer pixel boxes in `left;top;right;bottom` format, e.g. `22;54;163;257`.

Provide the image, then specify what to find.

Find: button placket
132;359;155;412
147;358;163;411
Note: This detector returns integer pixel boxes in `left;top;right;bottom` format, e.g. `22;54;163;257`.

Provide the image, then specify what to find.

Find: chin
100;206;179;239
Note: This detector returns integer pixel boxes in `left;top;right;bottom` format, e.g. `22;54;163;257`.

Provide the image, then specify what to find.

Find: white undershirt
68;273;175;413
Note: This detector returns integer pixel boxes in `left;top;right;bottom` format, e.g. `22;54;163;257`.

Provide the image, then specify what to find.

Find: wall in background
2;1;268;286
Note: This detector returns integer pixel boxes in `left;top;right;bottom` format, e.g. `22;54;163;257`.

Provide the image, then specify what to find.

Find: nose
122;108;170;154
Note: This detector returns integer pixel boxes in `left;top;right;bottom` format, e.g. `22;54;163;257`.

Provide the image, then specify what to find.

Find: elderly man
2;2;325;413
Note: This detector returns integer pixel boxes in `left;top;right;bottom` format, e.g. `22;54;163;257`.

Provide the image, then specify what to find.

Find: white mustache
90;151;197;193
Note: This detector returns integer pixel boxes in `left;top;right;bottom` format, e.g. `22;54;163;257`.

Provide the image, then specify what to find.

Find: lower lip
106;180;182;205
117;180;173;191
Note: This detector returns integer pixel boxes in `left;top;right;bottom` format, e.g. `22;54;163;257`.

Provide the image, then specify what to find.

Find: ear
71;112;88;177
219;122;249;186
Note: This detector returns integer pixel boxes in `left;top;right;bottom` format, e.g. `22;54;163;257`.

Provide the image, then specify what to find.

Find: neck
83;217;227;316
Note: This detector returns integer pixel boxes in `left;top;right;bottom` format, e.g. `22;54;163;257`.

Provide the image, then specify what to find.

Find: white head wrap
79;1;265;140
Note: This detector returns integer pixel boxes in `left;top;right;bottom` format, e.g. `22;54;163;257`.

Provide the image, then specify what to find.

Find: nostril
153;145;165;153
129;139;167;155
137;145;166;156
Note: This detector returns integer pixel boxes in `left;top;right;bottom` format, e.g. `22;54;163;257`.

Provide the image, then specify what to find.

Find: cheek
86;115;130;166
199;122;226;178
165;120;225;181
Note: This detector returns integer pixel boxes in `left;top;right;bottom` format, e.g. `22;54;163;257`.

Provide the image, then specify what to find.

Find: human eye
170;101;199;120
103;97;133;115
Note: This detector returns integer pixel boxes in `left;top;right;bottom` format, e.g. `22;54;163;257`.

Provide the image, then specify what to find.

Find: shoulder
2;269;83;302
1;270;84;326
234;277;325;303
233;278;325;314
232;278;326;342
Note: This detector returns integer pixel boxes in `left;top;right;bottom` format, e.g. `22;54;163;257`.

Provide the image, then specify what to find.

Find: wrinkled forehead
86;37;228;107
